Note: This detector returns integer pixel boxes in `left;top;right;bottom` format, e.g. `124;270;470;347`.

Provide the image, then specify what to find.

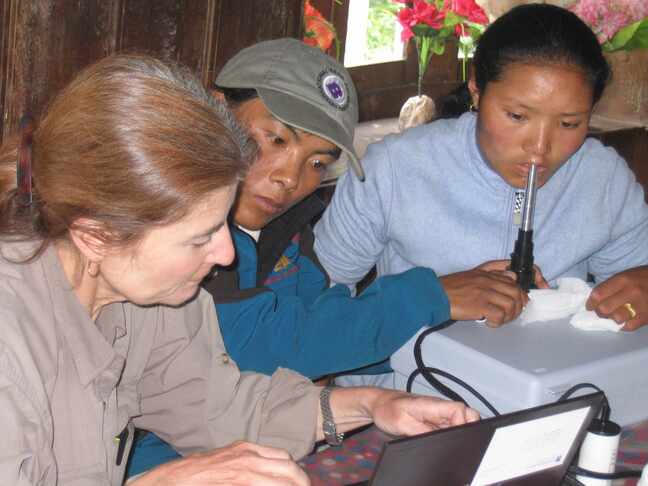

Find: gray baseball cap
215;38;364;182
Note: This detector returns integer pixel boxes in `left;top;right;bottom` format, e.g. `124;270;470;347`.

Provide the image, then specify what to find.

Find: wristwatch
320;385;344;446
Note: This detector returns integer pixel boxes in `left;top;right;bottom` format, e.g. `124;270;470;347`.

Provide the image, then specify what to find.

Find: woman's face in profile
470;62;594;189
97;186;237;307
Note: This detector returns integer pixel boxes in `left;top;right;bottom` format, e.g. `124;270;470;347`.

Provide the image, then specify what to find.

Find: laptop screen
350;392;603;486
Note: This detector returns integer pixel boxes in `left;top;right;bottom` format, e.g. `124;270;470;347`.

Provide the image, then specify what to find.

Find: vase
594;50;648;126
398;95;436;131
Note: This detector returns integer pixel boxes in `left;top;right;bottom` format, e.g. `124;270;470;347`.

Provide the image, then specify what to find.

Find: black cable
558;383;611;423
407;323;501;416
407;366;501;417
568;465;643;480
558;383;603;401
555;384;643;480
411;326;466;403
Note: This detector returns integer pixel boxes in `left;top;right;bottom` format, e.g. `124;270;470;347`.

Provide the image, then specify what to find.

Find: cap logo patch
317;69;349;110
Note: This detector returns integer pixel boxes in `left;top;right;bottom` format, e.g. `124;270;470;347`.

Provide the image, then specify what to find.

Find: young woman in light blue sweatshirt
315;4;648;333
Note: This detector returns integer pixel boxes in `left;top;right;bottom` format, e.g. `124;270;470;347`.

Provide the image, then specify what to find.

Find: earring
469;102;478;113
87;261;100;278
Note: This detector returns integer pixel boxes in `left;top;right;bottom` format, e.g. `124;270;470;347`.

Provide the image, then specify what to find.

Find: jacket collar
257;194;326;282
41;245;123;389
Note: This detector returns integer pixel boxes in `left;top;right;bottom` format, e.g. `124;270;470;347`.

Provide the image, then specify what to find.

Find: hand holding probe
509;163;538;292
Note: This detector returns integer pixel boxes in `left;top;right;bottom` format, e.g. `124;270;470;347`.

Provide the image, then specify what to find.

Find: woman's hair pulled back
473;4;610;103
0;54;254;258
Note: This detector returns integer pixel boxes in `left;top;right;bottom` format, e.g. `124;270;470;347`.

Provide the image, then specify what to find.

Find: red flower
397;0;446;42
303;0;336;51
445;0;488;36
447;0;488;23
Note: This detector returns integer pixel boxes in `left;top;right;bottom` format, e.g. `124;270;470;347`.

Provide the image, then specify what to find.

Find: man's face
231;98;340;231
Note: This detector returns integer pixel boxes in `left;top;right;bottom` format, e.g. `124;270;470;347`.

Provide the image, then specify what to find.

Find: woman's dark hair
437;3;610;117
0;55;255;260
436;84;474;119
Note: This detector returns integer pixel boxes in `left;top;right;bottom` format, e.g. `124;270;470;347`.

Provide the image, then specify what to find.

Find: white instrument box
390;319;648;426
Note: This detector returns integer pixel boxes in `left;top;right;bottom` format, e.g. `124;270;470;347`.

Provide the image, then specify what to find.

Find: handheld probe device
509;163;538;291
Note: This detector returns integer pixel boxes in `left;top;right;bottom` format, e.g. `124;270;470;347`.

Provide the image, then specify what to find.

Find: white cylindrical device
638;462;648;486
576;419;621;486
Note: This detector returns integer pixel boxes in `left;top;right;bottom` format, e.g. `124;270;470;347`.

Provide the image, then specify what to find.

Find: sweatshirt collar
463;112;516;196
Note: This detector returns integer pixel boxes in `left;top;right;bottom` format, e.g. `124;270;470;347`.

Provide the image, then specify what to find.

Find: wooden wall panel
0;0;462;135
1;0;122;138
596;128;648;203
0;0;12;138
119;0;220;84
0;0;306;142
212;0;303;76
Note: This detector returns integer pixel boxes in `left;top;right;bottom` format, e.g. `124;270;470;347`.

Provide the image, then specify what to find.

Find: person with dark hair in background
314;4;648;387
0;54;480;486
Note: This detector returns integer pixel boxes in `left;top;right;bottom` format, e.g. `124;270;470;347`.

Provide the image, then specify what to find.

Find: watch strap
320;385;344;446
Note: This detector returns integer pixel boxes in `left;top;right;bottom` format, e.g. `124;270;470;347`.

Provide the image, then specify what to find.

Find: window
344;0;405;67
316;0;462;120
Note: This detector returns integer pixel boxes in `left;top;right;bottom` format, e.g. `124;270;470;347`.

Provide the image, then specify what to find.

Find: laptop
349;392;603;486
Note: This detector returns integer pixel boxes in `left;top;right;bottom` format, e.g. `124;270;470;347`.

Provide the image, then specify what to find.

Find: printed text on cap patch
317;69;349;110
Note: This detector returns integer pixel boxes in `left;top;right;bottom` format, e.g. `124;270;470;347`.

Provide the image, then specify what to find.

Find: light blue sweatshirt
314;112;648;288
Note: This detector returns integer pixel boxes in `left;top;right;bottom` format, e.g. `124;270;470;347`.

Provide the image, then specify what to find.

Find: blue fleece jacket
215;225;449;378
314;113;648;287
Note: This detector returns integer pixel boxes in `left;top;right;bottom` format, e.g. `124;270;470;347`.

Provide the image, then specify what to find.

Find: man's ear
468;78;480;110
68;219;109;263
211;89;226;102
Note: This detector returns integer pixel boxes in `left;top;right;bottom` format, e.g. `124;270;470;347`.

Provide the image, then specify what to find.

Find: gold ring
624;302;637;319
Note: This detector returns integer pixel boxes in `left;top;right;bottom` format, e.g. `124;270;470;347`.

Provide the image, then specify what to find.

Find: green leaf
444;11;462;28
465;21;486;34
412;24;437;37
604;18;648;52
438;25;455;38
431;43;445;55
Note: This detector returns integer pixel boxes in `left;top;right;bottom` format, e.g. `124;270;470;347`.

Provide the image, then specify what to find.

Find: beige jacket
0;242;319;486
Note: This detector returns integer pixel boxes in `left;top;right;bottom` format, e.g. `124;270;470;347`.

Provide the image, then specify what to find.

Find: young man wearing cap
127;38;505;476
200;38;460;379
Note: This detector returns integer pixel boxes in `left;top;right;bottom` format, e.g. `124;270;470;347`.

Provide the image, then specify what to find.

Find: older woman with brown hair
0;54;478;486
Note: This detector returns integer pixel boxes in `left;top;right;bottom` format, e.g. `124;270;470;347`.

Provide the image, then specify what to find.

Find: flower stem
415;36;434;97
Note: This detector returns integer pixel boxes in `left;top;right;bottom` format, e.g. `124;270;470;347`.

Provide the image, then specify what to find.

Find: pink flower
570;0;648;43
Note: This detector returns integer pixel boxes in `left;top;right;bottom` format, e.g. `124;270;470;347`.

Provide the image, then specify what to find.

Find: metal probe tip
521;163;538;232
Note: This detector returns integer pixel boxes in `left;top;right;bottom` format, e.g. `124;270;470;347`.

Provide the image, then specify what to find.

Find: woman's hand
368;391;480;437
439;260;548;326
587;265;648;331
132;441;310;486
323;387;479;441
